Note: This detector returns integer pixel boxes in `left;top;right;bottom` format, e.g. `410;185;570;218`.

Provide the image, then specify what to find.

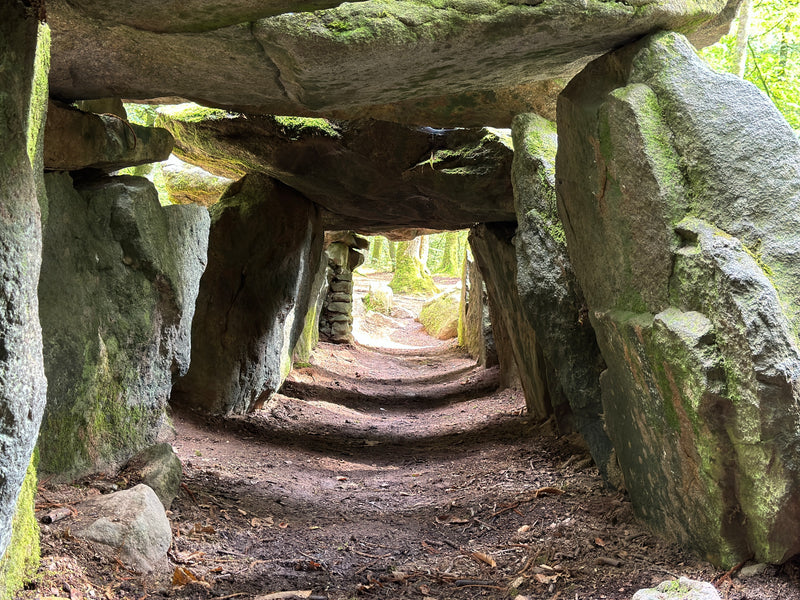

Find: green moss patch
273;115;341;139
419;292;459;339
157;102;237;123
0;456;40;600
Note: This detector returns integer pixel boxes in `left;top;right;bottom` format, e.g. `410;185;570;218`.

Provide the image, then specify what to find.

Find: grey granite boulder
557;31;800;566
470;224;567;423
0;2;49;561
124;443;183;510
511;113;616;483
74;484;172;573
632;577;720;600
158;111;515;232
171;173;323;414
44;100;173;172
38;173;210;478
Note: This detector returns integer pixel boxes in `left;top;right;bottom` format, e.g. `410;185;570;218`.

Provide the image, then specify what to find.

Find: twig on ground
181;482;197;503
713;556;753;587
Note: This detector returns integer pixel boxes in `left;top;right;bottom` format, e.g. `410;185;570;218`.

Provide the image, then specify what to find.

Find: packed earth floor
22;274;800;600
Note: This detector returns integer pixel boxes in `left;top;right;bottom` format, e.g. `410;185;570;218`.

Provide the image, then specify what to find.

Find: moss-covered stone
44;100;174;172
512;112;615;483
157;113;515;232
48;0;739;126
419;292;459;339
470;224;561;421
0;4;49;576
162;155;233;206
158;102;237;123
38;173;210;478
558;31;800;566
0;456;40;600
172;173;323;415
273;115;341;139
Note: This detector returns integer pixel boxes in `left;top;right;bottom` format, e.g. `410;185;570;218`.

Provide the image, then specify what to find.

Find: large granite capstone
557;30;800;567
48;0;739;125
157;110;515;232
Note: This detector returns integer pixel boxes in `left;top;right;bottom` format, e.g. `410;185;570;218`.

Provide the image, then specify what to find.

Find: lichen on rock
557;30;800;566
38;173;210;478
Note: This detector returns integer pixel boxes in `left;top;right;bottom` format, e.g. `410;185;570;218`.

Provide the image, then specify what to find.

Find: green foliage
123;103;159;127
364;236;393;271
700;0;800;130
424;230;468;276
273;115;341;139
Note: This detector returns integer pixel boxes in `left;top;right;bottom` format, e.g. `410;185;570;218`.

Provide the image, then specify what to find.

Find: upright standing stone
0;1;49;564
557;31;800;566
172;173;323;414
38;174;210;477
459;253;497;368
512;113;616;483
470;224;565;422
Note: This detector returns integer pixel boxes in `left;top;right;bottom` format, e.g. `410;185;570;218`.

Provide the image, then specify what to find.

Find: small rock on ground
632;577;721;600
73;483;172;573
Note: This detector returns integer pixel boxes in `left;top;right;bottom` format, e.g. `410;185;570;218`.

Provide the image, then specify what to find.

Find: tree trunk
436;230;461;276
734;0;751;78
389;238;439;295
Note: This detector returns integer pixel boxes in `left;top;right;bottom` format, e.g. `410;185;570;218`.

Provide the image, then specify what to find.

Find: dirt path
25;275;800;599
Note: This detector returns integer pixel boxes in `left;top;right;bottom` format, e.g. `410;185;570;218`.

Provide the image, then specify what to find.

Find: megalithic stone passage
557;30;800;567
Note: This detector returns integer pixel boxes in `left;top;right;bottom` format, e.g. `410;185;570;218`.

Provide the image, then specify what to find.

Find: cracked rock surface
48;0;739;125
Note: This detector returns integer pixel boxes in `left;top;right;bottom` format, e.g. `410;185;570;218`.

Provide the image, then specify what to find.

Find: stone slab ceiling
49;0;739;126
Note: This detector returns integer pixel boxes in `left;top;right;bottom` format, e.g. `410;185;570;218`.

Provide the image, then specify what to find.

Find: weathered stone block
44;100;173;172
326;301;351;314
328;314;353;323
73;484;171;574
49;0;738;126
470;224;563;422
511;113;615;483
330;280;353;293
172;173;323;414
557;31;800;566
0;3;49;567
38;173;210;478
329;292;352;303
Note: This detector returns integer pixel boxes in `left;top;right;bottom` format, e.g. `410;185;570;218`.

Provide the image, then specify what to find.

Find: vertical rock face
0;3;49;561
172;173;323;415
557;31;800;566
511;113;615;483
470;224;564;422
38;173;210;477
459;254;497;369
